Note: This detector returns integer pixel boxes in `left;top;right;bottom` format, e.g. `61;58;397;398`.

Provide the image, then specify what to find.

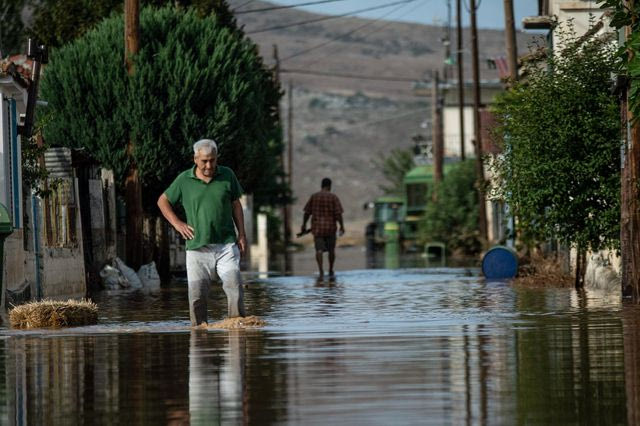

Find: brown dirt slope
231;1;539;230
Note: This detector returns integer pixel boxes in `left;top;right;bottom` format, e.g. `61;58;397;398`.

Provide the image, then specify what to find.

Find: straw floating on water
208;315;266;329
9;299;98;329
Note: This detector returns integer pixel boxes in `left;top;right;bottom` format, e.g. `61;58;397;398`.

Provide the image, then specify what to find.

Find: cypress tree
40;6;285;209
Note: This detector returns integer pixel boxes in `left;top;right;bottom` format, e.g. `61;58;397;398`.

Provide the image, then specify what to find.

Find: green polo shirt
164;165;243;250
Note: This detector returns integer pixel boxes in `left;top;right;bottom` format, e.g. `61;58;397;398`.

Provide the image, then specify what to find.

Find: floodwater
1;246;639;425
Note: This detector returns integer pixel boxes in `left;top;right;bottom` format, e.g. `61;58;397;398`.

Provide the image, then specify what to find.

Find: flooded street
0;247;637;424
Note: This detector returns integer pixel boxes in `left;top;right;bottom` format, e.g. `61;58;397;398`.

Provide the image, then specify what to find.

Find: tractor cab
364;195;405;250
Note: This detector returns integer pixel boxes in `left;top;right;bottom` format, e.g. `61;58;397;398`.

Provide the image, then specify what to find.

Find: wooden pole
622;2;640;300
456;0;465;161
273;45;291;269
286;80;293;248
432;71;443;184
288;81;294;192
124;0;143;269
503;0;518;82
124;0;139;74
470;0;488;243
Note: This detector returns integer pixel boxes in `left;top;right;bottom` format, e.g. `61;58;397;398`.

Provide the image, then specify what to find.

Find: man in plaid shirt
300;178;345;279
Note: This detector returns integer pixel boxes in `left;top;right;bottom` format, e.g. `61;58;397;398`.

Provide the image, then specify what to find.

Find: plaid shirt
304;191;343;237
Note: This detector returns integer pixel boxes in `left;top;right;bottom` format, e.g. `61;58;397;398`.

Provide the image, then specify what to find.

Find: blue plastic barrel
481;246;518;280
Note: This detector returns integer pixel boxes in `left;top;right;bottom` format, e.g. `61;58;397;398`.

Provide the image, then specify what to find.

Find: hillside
233;1;539;233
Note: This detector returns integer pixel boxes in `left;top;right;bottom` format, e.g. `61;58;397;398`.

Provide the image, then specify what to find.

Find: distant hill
229;1;539;232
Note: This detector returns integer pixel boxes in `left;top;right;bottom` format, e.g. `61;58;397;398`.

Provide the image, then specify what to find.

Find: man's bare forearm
158;193;194;240
158;194;180;227
232;199;246;237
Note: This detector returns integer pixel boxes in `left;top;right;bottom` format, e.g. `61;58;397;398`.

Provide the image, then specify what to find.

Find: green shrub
419;159;481;256
490;22;620;252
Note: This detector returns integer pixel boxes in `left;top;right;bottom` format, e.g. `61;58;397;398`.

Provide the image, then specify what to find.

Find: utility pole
124;0;139;74
503;0;518;82
456;0;465;160
286;80;294;254
124;0;144;269
273;45;292;267
288;80;294;194
470;0;488;243
621;6;640;300
432;71;443;184
444;0;452;81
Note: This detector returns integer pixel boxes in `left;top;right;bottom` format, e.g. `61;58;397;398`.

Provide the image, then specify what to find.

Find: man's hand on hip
237;234;247;258
173;220;195;240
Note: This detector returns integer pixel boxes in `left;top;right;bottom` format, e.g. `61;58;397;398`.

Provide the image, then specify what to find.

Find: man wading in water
300;178;345;280
158;139;246;326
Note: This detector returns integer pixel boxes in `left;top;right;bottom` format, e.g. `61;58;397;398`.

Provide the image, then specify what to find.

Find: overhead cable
233;0;258;11
283;0;429;66
281;0;421;62
280;68;424;82
236;0;349;14
246;0;417;35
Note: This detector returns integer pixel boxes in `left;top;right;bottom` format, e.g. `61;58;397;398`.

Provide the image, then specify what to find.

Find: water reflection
623;305;640;426
5;334;191;424
189;330;246;424
0;269;636;424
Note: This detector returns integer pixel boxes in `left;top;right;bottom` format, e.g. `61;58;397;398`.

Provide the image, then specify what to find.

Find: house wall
38;150;87;298
551;1;609;45
4;230;31;292
40;247;86;298
36;185;86;299
442;106;474;158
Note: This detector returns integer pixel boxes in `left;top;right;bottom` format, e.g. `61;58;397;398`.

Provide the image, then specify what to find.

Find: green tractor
364;195;405;251
366;163;452;252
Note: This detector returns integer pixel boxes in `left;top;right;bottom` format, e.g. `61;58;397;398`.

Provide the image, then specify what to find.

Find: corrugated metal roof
44;147;73;178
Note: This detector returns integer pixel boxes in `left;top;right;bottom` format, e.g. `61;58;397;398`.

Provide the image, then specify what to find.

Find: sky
257;0;539;30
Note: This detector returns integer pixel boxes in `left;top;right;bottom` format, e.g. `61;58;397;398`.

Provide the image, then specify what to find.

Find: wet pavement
0;246;638;425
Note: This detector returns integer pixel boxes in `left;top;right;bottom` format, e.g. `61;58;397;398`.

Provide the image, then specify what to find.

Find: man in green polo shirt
157;139;246;326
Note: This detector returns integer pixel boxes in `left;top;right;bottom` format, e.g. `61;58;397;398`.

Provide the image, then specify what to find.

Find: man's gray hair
193;139;218;156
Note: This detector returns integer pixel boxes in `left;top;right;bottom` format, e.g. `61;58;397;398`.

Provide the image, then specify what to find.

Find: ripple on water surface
0;267;633;425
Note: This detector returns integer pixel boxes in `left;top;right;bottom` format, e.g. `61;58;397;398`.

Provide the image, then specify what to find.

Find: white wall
550;1;611;52
443;106;475;158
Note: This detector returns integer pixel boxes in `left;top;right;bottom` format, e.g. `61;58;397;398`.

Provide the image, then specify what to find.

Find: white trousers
186;243;245;325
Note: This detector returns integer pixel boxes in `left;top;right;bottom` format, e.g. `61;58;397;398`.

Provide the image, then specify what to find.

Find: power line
281;0;421;62
286;0;429;68
305;108;429;138
280;68;424;82
246;0;417;35
233;0;258;11
236;0;349;14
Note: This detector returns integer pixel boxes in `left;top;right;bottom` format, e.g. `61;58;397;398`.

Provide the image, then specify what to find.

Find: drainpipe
31;194;42;300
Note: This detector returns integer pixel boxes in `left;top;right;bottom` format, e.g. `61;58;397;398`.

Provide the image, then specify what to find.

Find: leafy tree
39;6;285;210
28;0;239;50
600;0;640;119
0;0;28;56
490;22;620;252
419;159;481;256
375;147;415;195
29;0;122;50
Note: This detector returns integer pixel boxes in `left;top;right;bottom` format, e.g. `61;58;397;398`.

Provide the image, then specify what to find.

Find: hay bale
10;299;98;329
208;315;266;329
